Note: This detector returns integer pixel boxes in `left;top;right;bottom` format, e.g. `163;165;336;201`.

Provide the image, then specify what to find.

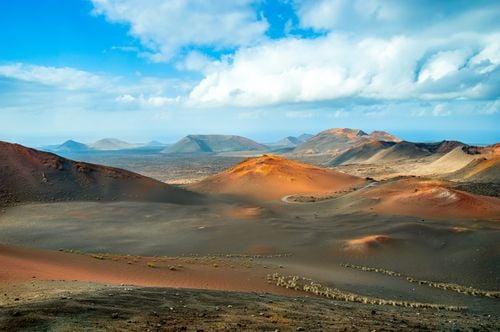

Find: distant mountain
52;140;90;153
163;135;267;154
276;136;302;147
89;138;141;151
0;141;202;207
145;140;167;147
368;131;401;143
292;128;400;156
273;133;314;148
297;133;314;142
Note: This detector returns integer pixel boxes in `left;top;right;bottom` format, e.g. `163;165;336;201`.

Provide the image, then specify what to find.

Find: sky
0;0;499;146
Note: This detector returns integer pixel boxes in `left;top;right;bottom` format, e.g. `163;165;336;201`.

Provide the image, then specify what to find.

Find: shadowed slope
364;141;433;163
446;157;500;183
330;140;396;165
189;154;365;200
416;146;477;176
0;141;202;206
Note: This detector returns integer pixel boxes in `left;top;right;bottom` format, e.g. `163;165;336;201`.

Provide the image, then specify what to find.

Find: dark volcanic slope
0;141;202;206
330;140;396;165
364;141;433;163
163;134;267;154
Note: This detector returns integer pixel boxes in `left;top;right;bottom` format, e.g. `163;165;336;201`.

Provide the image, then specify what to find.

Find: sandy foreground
0;243;297;305
1;244;499;331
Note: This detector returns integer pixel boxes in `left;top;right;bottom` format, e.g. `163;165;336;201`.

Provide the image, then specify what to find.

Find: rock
111;312;119;319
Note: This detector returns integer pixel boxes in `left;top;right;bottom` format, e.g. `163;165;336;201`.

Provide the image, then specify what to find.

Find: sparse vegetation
340;263;402;277
268;273;465;311
341;263;500;298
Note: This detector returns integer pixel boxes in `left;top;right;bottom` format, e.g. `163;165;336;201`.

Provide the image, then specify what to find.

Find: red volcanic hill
0;141;202;206
292;128;401;156
359;177;500;221
188;154;366;200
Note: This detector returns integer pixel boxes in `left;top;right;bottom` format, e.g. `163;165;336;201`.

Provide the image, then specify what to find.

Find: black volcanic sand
1;284;498;332
1;197;499;316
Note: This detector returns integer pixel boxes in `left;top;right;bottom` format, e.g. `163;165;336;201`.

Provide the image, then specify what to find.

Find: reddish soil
361;178;500;220
0;244;296;296
189;154;365;200
0;141;201;206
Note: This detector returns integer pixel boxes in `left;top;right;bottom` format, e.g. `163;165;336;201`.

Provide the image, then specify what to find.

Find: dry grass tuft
341;263;500;298
268;273;465;311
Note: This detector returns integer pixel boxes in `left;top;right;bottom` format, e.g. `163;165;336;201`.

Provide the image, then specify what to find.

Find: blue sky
0;0;499;146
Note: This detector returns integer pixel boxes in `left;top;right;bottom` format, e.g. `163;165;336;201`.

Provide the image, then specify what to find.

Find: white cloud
480;100;500;115
432;104;451;117
0;63;107;90
188;32;500;107
91;0;268;62
327;109;349;118
144;95;180;107
411;109;427;117
115;94;135;103
295;0;500;36
417;50;470;82
115;93;181;107
176;51;215;73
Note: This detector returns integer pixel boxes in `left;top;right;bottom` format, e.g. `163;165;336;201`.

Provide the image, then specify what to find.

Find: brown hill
329;140;395;165
292;128;401;156
0;141;202;207
368;131;401;142
464;143;500;156
364;141;432;163
415;146;478;176
446;156;500;183
359;178;500;220
188;155;366;200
